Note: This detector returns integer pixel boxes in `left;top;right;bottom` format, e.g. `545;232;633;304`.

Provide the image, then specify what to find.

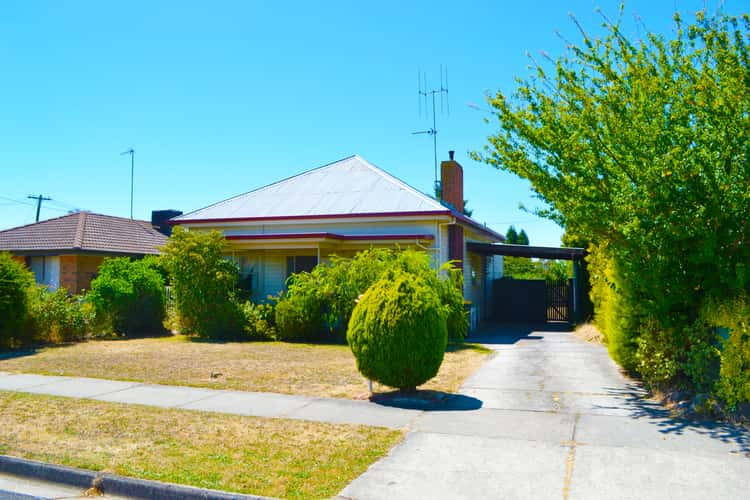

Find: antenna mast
412;66;449;199
120;148;135;219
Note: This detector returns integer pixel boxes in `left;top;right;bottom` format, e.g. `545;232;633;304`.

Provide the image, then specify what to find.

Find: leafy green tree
505;226;518;244
473;8;750;396
517;229;529;246
162;227;243;339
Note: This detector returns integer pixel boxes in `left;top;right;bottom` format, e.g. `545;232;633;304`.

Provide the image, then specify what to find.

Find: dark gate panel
493;278;572;324
492;279;547;323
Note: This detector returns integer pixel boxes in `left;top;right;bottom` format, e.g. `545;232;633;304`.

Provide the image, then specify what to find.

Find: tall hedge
347;270;448;390
89;257;166;336
474;9;750;404
0;252;35;348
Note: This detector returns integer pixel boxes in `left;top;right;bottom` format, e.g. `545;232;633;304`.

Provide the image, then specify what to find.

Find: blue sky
0;1;736;246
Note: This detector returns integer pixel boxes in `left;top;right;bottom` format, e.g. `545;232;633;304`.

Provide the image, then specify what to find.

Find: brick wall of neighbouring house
59;255;78;293
76;255;104;293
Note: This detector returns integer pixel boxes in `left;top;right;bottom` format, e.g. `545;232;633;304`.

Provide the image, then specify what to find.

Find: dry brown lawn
0;390;402;498
0;336;491;399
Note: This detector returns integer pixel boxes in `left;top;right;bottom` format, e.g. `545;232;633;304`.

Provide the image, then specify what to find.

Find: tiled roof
0;212;167;255
172;155;447;222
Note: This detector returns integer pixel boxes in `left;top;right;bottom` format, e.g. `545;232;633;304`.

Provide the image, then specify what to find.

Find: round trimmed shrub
346;270;448;390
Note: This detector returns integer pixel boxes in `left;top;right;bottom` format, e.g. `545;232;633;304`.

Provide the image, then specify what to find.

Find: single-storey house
0;211;169;293
171;153;504;323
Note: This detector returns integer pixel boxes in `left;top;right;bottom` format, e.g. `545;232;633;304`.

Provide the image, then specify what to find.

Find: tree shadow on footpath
594;383;750;455
370;390;483;411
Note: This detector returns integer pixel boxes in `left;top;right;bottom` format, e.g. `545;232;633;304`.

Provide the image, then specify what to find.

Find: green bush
347;270;448;390
162;227;244;340
0;252;35;348
274;248;467;342
89;257;166;336
274;285;328;341
28;287;92;343
703;296;750;407
241;301;276;340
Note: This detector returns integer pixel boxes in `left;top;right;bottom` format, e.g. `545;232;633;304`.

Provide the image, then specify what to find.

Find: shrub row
273;248;468;342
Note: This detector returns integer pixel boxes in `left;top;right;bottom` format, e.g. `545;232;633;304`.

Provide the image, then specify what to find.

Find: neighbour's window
286;256;318;276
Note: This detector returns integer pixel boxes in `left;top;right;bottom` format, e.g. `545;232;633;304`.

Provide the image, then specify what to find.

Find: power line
0;195;36;207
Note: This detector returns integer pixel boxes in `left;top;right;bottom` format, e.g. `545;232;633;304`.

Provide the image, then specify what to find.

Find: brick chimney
440;151;464;265
440;150;463;212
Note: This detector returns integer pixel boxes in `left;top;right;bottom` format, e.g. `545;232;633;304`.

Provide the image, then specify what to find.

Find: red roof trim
172;210;503;242
453;212;505;241
170;210;452;225
226;233;435;241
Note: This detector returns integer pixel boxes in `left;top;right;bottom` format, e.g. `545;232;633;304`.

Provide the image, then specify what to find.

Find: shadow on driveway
465;322;570;345
593;383;750;454
370;390;483;411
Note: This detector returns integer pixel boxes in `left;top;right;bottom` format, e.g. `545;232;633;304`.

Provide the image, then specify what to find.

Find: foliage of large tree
474;8;750;399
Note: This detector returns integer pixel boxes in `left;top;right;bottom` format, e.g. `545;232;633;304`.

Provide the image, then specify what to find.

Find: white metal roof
173;155;447;222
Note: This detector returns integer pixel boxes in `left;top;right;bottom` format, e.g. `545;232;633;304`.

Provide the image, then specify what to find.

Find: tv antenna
412;66;449;198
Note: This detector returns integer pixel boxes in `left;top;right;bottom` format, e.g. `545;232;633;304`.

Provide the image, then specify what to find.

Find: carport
466;243;587;325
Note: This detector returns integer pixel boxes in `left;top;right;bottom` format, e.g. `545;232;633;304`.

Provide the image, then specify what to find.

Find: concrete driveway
341;325;750;500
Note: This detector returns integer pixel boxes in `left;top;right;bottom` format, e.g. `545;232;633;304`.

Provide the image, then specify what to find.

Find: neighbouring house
171;153;504;324
0;211;174;293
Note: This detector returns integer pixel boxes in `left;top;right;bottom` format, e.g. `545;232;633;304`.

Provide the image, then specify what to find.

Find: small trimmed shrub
347;270;448;390
242;301;277;340
89;257;166;336
28;287;92;343
0;252;35;348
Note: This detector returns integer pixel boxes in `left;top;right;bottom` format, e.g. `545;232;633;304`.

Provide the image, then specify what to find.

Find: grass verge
0;337;491;399
0;390;402;499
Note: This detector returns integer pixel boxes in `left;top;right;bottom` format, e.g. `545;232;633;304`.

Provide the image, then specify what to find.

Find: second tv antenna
412;66;449;198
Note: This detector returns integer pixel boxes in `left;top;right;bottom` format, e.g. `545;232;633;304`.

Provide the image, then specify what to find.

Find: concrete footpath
340;325;750;500
0;372;419;430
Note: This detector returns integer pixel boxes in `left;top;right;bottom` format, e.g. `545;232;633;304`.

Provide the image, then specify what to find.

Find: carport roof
467;242;586;260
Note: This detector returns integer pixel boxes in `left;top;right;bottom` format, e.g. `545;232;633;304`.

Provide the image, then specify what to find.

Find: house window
286;256;318;277
28;256;60;290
